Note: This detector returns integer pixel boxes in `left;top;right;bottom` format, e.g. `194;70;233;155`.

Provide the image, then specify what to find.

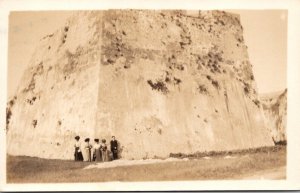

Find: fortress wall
7;10;274;160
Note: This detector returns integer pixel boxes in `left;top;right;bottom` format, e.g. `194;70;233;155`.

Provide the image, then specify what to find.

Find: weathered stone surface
7;10;274;160
261;89;287;144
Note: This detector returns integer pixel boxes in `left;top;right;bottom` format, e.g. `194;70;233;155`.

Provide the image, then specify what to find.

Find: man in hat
110;136;118;160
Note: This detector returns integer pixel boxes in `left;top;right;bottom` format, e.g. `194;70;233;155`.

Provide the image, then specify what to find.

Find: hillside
261;89;287;144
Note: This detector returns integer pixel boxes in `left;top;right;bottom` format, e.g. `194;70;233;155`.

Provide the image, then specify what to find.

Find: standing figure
93;138;102;162
74;136;83;161
110;136;118;160
84;138;92;162
100;139;109;162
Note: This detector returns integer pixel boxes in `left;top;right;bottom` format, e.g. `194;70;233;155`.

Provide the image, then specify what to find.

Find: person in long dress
93;138;102;162
84;138;92;162
74;136;83;161
100;139;109;162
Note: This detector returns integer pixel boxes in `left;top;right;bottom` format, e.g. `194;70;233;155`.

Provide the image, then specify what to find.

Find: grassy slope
6;146;286;183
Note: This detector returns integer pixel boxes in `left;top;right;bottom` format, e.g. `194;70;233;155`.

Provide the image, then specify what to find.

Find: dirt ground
6;146;286;183
239;166;286;180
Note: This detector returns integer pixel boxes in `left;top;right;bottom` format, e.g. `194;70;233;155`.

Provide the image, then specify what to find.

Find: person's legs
113;151;118;160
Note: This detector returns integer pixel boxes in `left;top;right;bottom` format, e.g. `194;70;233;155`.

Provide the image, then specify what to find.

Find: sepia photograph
1;0;300;191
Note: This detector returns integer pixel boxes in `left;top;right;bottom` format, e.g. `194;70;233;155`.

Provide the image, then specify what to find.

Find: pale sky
230;10;287;95
7;10;287;98
8;11;74;99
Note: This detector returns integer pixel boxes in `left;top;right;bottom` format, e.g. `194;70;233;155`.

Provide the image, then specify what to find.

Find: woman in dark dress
100;139;109;162
74;136;83;161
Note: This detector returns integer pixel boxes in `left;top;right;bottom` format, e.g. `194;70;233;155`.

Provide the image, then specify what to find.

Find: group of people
74;135;119;162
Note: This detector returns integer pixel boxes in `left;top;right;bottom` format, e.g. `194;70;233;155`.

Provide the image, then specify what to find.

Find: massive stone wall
7;10;274;160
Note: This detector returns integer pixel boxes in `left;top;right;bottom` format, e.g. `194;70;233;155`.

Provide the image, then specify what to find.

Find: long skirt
101;150;109;162
84;149;92;162
74;148;83;161
94;148;102;162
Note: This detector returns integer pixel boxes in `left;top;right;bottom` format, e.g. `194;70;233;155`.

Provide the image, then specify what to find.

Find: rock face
7;10;274;160
261;89;287;144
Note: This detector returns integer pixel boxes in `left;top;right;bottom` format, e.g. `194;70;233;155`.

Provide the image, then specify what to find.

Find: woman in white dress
93;139;102;162
84;138;92;162
74;136;83;161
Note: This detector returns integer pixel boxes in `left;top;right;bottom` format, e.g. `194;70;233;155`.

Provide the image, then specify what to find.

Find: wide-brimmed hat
75;136;80;140
84;138;90;142
94;139;99;142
